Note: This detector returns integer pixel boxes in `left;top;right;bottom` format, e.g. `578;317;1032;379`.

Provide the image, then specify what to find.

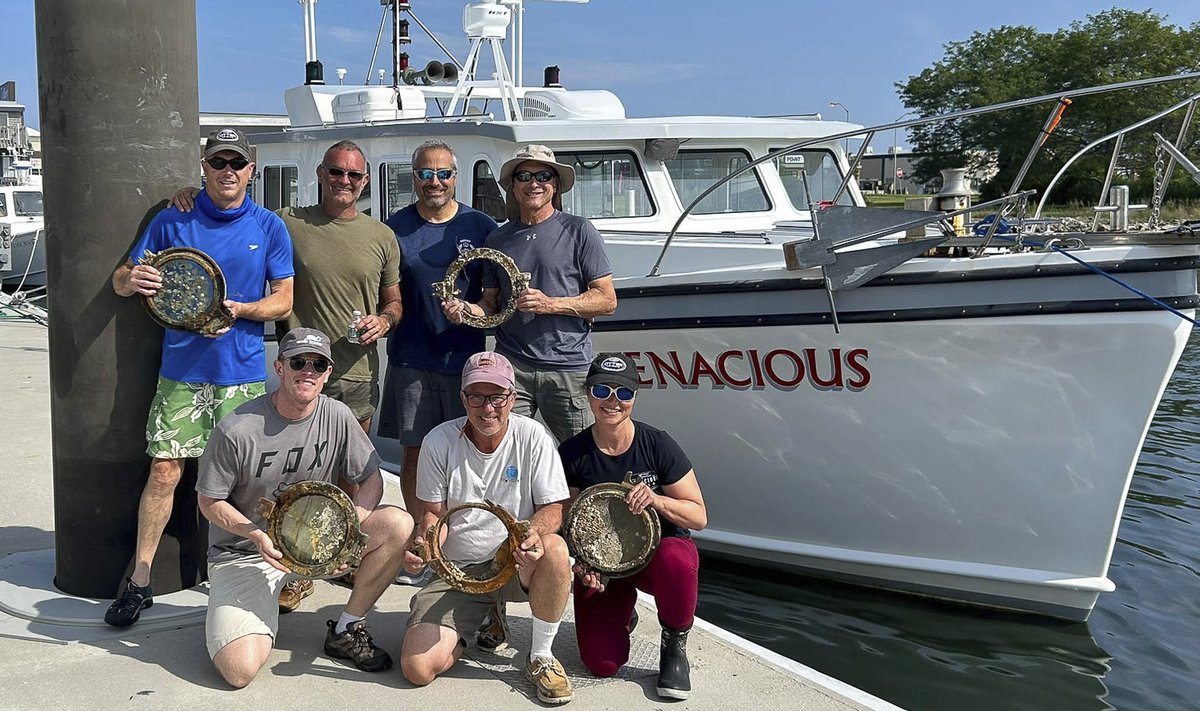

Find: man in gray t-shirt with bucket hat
443;144;617;445
196;327;418;688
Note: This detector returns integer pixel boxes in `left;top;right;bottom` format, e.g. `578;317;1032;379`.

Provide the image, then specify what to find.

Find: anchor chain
1150;141;1166;229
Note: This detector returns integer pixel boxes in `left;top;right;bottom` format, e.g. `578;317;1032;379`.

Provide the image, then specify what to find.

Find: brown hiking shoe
278;579;314;613
324;619;393;672
525;656;574;704
475;603;509;651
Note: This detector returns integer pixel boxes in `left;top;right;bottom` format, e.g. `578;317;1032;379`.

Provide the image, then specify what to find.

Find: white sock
529;616;560;661
335;612;365;635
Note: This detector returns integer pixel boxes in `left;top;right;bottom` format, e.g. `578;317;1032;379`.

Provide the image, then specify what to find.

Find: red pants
572;535;699;677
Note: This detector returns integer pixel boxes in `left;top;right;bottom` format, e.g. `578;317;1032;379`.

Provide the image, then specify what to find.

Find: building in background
1;81;39;187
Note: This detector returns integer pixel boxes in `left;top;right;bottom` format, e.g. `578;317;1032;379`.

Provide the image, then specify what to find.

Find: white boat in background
1;81;46;291
253;0;1200;620
0;183;46;290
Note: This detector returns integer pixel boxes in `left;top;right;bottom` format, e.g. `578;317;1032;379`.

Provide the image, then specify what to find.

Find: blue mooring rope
991;232;1200;327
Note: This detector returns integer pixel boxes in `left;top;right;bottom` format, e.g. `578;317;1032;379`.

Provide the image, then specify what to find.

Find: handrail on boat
647;71;1200;278
1034;93;1200;224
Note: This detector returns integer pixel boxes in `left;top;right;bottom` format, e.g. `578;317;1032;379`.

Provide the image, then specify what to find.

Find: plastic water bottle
347;310;362;344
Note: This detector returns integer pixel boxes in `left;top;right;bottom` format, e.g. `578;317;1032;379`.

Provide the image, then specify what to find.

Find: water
696;333;1200;710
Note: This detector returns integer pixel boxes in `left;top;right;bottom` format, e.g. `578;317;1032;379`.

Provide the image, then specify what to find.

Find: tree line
898;9;1200;203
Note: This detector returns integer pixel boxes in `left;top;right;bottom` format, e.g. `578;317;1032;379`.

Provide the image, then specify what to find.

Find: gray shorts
323;376;379;422
509;358;593;444
406;562;529;641
377;366;466;446
205;555;298;658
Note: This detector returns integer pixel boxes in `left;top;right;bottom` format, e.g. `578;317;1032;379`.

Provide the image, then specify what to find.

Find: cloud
324;25;375;45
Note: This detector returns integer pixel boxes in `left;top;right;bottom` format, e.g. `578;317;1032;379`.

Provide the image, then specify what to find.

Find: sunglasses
463;391;514;408
414;168;457;181
590;384;636;402
323;166;366;181
286;356;330;373
206;156;250;171
512;169;557;183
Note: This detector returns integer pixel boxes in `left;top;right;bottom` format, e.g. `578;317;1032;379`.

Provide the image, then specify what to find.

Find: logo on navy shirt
457;239;475;255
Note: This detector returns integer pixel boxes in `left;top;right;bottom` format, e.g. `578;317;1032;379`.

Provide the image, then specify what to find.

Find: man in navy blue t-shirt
379;140;497;584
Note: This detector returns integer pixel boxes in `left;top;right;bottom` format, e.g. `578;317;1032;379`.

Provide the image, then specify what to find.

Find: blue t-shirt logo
503;465;519;482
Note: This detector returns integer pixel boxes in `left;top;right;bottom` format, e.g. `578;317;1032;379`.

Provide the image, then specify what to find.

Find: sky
5;1;1200;152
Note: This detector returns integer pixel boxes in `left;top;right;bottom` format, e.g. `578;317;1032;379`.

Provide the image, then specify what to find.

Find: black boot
657;622;692;700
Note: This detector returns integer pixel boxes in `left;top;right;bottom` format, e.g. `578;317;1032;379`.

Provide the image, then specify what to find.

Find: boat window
771;149;853;209
473;161;506;223
0;193;6;218
260;165;299;211
664;149;770;214
13;191;43;217
554;151;654;219
380;162;416;219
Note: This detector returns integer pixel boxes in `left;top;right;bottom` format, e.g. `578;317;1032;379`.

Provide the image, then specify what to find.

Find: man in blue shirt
106;127;294;627
379;140;497;587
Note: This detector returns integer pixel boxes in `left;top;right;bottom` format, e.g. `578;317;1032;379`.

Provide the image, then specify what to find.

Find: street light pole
829;101;850;154
893;110;916;194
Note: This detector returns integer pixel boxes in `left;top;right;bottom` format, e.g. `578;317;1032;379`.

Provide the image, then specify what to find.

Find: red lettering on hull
628;348;871;392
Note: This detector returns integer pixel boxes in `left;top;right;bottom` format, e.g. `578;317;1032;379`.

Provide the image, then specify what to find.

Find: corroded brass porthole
139;247;234;334
565;473;661;580
414;500;532;594
432;247;531;329
254;481;369;578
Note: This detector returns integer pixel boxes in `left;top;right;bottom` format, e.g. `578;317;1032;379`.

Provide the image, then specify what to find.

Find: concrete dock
0;320;899;710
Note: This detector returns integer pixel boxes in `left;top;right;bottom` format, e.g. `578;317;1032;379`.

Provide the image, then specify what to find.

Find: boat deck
0;321;896;711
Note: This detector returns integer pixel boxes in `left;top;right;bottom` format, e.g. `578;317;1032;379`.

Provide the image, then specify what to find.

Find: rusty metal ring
139;246;235;334
414;500;532;594
432;247;531;329
253;480;369;578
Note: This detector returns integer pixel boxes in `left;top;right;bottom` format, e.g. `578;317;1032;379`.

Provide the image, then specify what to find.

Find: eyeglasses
589;384;636;402
414;168;457;181
206;156;250;171
323;166;366;181
512;169;557;183
286;356;331;373
463;391;514;408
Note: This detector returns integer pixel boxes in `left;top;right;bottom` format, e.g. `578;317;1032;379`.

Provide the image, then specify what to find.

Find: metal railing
647;71;1200;277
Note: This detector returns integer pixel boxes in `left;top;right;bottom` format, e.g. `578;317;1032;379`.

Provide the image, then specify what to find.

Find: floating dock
0;320;899;710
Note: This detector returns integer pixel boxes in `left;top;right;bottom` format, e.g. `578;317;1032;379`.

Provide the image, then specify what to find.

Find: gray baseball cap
278;328;334;363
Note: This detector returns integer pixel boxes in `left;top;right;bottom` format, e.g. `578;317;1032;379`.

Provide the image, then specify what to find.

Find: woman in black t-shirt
558;353;707;701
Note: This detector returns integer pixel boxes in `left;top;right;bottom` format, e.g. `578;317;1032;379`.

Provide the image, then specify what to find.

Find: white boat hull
2;226;47;288
587;244;1197;619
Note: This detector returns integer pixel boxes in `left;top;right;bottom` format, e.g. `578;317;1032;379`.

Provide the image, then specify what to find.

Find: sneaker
525;655;574;705
475;603;509;651
394;568;432;586
104;578;153;627
278;579;314;613
324;619;393;672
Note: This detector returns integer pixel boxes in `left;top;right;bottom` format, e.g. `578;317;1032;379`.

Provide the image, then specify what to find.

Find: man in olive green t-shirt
276;141;402;432
170;141;401;431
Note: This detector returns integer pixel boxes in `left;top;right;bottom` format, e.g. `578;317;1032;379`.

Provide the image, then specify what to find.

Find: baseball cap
278;327;334;363
585;352;640;391
204;127;253;160
461;351;515;390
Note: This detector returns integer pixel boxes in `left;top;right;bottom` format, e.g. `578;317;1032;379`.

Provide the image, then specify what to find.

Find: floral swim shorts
145;377;265;459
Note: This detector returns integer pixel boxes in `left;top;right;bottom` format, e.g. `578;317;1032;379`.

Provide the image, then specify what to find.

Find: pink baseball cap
461;351;515;390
